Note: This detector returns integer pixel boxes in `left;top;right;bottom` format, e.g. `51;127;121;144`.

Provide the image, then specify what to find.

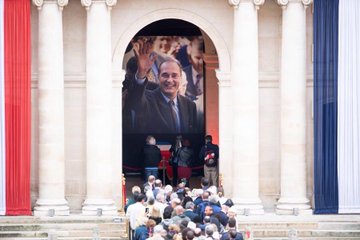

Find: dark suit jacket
183;65;201;101
130;79;197;134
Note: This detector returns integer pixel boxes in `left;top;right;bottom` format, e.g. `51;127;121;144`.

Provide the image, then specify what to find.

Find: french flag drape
314;0;360;214
0;0;31;216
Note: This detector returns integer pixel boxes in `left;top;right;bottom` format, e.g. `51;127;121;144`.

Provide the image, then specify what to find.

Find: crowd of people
125;177;244;240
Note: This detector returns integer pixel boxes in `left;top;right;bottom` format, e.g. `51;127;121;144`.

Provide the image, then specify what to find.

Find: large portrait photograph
122;35;206;173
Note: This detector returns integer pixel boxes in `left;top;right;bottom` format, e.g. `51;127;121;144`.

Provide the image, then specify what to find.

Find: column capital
228;0;265;10
277;0;313;9
81;0;117;11
32;0;68;11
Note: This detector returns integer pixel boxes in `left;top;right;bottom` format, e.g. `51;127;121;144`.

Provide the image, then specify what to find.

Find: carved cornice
228;0;265;10
277;0;313;9
32;0;68;10
81;0;117;11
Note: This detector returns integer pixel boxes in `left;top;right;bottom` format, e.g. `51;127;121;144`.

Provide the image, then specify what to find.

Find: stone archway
112;9;233;203
112;9;231;74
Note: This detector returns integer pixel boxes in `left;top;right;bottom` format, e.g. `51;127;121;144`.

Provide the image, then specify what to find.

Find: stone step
0;223;126;232
0;231;48;238
0;216;127;224
318;222;360;230
54;229;127;238
238;222;318;229
250;229;360;238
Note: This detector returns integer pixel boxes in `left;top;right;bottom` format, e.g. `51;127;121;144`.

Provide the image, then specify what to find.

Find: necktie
195;73;203;95
169;100;180;133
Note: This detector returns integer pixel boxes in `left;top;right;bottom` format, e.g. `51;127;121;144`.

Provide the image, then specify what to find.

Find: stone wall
30;0;313;211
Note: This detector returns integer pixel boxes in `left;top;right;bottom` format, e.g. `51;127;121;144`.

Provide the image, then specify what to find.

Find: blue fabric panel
313;0;339;214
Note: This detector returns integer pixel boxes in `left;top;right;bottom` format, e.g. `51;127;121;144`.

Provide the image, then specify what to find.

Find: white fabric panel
338;0;360;214
0;0;6;215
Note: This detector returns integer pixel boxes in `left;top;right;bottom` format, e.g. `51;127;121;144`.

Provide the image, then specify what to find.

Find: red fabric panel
4;0;31;215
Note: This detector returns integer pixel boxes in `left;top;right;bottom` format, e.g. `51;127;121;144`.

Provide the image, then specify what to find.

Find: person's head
163;206;173;219
183;139;191;147
178;182;185;189
185;201;195;210
228;229;238;239
202;191;210;201
153;225;164;236
227;217;237;229
174;205;185;215
208;195;219;205
193;188;203;198
153;36;171;54
201;177;209;188
156;191;165;203
155;179;162;188
205;224;214;237
204;205;213;216
136;193;146;203
205;135;212;144
194;228;202;237
146;135;156;145
188;37;204;72
185;229;195;240
171;198;181;208
146;219;156;229
158;58;182;100
148;175;156;183
132;185;141;195
147;196;155;205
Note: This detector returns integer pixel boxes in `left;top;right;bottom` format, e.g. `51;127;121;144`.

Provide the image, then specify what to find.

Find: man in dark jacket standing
199;135;219;186
143;135;162;180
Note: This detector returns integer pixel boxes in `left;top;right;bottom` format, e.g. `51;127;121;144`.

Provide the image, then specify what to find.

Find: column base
34;199;70;216
276;197;312;215
233;198;264;215
82;199;118;216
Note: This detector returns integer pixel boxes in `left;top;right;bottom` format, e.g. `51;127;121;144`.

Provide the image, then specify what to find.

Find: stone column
81;0;117;215
228;0;264;215
33;0;69;216
215;70;232;197
276;0;312;215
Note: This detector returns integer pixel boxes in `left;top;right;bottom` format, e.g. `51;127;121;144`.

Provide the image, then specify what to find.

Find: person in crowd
200;177;210;191
154;193;168;219
127;193;147;232
204;206;221;233
153;179;163;199
199;135;219;186
220;218;243;240
184;202;201;223
125;185;141;213
143;136;162;180
195;191;211;221
177;139;194;186
193;188;204;207
134;218;157;240
171;206;191;225
144;175;156;192
170;135;183;186
161;206;174;231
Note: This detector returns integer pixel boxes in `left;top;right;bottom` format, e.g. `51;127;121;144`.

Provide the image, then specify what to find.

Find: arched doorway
112;10;231;203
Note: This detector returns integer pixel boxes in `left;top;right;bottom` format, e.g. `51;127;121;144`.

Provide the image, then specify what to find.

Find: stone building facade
30;0;314;215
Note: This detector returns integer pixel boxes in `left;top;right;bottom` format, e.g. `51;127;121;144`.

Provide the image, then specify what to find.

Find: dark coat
143;144;162;168
199;142;219;166
184;210;200;222
134;225;149;240
129;79;197;134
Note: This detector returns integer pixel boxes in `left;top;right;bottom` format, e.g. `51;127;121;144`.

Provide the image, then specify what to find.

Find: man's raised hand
133;38;157;79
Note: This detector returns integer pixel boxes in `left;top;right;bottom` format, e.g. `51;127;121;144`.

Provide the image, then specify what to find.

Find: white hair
164;185;173;194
